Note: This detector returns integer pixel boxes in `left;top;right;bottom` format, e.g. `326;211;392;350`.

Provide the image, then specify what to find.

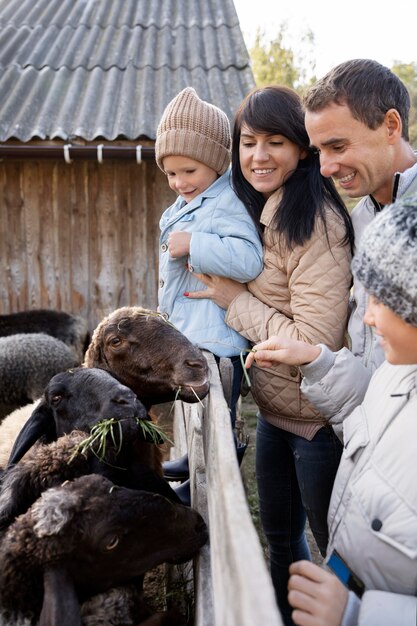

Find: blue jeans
214;355;243;430
256;414;342;626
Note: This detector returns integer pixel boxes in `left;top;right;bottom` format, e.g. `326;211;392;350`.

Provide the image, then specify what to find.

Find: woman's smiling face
239;124;305;199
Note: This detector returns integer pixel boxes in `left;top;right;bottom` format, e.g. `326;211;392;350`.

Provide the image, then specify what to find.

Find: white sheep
0;402;38;469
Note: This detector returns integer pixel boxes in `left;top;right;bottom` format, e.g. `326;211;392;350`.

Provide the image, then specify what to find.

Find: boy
155;88;263;482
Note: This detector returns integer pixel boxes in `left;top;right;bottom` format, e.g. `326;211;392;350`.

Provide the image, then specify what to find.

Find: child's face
364;295;417;364
163;156;218;202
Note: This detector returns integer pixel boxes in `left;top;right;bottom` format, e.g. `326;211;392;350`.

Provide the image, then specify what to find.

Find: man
252;59;417;435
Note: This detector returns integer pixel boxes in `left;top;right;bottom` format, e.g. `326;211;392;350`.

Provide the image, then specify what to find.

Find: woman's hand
185;273;247;310
288;560;348;626
245;336;322;368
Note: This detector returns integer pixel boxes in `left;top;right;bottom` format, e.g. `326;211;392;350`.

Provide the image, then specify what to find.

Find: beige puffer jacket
226;189;352;439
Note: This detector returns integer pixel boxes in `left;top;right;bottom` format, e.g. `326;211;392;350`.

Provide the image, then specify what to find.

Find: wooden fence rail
170;352;283;626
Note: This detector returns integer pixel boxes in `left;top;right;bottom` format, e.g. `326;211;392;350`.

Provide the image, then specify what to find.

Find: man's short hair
304;59;410;140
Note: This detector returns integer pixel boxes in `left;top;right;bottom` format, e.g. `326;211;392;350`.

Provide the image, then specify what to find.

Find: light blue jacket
158;171;263;357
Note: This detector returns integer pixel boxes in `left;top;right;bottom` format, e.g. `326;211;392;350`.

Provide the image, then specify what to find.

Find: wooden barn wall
0;157;175;333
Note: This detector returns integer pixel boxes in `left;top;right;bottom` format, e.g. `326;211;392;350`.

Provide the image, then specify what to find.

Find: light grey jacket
325;361;417;626
300;161;417;432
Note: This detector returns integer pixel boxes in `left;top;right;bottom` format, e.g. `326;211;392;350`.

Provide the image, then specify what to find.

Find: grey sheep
0;474;207;626
0;333;79;422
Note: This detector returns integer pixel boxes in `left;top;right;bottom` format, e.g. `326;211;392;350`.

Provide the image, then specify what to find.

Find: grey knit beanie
155;87;231;175
352;194;417;326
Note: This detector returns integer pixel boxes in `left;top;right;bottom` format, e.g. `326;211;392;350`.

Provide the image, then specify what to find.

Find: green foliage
391;62;417;148
250;26;297;88
249;24;316;90
249;35;417;149
70;417;172;467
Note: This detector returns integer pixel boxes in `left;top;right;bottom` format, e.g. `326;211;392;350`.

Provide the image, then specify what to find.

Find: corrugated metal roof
0;0;255;142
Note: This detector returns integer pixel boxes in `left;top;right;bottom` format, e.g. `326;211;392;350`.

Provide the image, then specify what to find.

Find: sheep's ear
82;324;104;367
32;487;80;537
40;565;81;626
7;401;56;467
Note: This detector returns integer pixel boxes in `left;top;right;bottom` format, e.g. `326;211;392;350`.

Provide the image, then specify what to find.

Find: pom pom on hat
155;87;231;175
352;194;417;326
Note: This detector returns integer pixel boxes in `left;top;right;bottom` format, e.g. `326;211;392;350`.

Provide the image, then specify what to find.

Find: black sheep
0;309;89;361
0;368;181;530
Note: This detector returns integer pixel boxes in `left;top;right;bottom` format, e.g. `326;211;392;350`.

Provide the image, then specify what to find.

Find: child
246;195;417;626
155;87;263;482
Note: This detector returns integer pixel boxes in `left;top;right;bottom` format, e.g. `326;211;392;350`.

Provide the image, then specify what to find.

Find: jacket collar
259;188;283;227
369;157;417;213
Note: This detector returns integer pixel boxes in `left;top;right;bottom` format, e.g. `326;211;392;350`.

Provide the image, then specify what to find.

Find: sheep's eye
109;337;122;347
105;535;119;550
50;394;63;405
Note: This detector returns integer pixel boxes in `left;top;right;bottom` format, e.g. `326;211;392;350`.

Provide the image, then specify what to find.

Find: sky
233;0;416;78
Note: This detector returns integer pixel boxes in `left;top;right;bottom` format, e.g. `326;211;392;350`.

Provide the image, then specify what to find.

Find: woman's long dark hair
231;85;354;251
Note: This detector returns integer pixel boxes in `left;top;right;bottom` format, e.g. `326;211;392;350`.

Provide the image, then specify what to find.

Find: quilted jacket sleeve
226;213;352;351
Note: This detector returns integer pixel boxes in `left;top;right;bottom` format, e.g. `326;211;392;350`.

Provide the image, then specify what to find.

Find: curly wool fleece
352;193;417;326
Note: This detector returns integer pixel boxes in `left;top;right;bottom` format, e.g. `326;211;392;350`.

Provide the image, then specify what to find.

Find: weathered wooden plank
0;162;26;309
68;161;89;314
21;161;42;308
172;353;283;626
0;147;175;332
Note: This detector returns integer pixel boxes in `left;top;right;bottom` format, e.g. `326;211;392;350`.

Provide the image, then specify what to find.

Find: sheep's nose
112;394;134;405
185;359;206;370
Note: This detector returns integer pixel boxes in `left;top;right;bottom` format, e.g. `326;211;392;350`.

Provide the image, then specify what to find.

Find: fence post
170;352;283;626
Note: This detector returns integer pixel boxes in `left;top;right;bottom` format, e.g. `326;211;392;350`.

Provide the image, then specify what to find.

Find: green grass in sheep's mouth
69;417;172;468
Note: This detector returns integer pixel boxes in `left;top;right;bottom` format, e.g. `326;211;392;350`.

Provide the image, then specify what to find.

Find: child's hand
168;231;191;258
245;337;322;369
288;560;348;626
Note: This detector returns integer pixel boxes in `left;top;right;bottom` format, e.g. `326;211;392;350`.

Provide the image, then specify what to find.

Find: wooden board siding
0;155;175;333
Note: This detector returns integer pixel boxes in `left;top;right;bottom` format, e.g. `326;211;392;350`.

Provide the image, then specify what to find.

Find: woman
185;86;354;625
248;195;417;626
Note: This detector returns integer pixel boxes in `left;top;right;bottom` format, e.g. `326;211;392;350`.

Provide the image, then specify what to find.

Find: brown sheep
3;307;210;468
0;474;208;626
83;306;210;409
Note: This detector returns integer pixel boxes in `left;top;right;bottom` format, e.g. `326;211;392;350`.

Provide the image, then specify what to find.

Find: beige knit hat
155;87;231;175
